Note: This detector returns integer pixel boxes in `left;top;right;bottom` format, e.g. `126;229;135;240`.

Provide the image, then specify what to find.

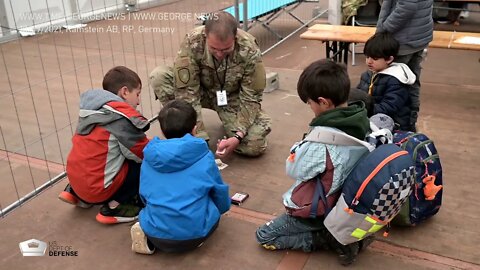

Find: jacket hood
76;89;149;135
143;134;210;173
79;89;123;110
310;101;369;140
380;62;416;85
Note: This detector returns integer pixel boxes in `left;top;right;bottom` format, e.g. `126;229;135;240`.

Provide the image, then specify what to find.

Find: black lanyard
213;56;229;90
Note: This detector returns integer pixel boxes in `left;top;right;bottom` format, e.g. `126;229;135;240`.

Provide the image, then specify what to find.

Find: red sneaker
96;203;139;224
58;184;92;209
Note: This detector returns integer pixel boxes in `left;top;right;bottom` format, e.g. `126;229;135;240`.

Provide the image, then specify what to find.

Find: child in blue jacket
131;100;231;254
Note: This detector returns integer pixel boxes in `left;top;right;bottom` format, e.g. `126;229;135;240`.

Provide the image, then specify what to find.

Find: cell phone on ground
231;192;249;205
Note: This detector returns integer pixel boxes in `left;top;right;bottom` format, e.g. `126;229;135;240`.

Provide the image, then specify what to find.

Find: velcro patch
252;62;266;90
177;68;190;85
177;57;190;67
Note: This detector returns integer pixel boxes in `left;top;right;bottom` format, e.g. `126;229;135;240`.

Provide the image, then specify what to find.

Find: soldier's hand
215;137;240;158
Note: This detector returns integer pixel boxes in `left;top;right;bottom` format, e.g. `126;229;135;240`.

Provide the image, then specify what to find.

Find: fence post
234;0;240;22
243;0;248;31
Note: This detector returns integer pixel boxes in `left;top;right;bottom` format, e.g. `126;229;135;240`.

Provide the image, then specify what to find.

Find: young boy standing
356;32;417;131
256;59;371;265
59;66;150;224
131;100;230;254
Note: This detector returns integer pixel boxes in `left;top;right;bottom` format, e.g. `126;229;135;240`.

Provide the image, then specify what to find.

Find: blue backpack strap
309;177;330;218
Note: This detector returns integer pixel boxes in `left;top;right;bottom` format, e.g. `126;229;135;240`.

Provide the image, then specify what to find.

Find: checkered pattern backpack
324;143;415;244
391;131;443;226
305;128;415;245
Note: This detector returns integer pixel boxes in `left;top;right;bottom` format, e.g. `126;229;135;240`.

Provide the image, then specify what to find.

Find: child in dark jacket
131;100;230;254
356;32;416;131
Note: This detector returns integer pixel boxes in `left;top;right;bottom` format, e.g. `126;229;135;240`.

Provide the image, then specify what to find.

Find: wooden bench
300;24;480;65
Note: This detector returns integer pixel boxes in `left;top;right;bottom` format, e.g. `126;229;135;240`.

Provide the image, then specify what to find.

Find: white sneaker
459;10;469;19
130;222;155;255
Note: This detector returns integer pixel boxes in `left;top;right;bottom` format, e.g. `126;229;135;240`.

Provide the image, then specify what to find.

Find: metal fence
0;0;323;217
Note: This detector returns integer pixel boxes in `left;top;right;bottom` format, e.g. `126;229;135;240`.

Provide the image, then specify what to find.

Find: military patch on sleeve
252;62;266;90
177;67;191;85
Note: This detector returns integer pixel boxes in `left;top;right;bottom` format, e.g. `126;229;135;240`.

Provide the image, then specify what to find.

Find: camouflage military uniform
150;26;271;157
342;0;369;24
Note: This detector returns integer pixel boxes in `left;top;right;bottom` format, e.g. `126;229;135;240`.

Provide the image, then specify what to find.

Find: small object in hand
216;148;226;155
215;159;228;170
216;139;228;155
231;192;249;205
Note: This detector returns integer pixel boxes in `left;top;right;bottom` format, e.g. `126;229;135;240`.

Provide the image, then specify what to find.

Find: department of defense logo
19;239;47;256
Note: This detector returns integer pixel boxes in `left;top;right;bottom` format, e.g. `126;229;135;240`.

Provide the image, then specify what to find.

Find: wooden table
300;24;480;65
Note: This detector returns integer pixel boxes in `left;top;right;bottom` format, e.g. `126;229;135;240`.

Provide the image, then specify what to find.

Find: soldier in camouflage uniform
149;11;271;157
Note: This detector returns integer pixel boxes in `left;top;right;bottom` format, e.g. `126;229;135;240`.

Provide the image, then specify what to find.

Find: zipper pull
383;223;391;237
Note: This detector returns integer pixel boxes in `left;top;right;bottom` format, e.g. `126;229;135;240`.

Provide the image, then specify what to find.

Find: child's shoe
96;203;140;224
459;10;469;19
337;242;359;266
312;229;331;251
131;222;155;254
58;184;93;209
359;235;375;252
322;229;359;265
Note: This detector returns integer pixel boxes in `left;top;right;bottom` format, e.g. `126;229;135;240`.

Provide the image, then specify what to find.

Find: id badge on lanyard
216;90;228;106
214;56;229;107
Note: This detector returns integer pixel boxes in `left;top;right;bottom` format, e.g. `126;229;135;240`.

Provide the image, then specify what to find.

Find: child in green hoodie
255;59;371;266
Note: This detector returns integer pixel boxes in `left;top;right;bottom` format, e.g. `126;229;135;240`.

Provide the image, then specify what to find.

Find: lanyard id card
216;90;228;106
214;56;229;107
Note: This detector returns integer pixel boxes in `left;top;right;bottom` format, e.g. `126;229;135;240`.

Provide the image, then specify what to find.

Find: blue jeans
255;213;327;252
395;50;425;131
147;219;219;253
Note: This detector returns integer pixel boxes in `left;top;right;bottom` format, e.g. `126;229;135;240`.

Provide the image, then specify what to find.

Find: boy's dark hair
102;66;142;94
364;32;399;60
204;11;238;41
158;100;197;139
297;59;350;106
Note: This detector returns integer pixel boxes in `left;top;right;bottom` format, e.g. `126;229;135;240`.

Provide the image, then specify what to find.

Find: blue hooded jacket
138;134;230;240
